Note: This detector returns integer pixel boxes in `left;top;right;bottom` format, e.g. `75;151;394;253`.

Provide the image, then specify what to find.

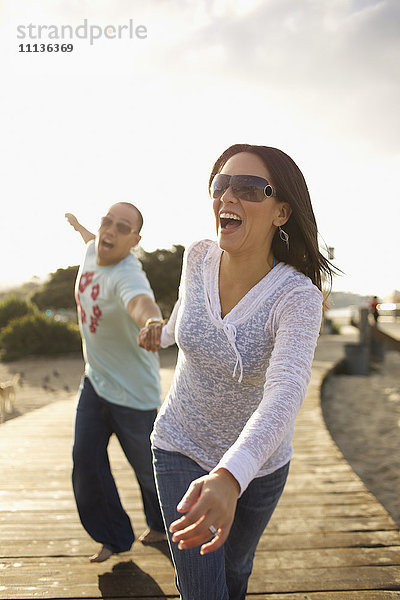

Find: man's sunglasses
100;216;137;235
210;174;277;203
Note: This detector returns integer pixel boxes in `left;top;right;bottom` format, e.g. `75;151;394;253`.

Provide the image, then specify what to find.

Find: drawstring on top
223;322;244;383
205;297;244;383
203;249;279;385
202;245;280;385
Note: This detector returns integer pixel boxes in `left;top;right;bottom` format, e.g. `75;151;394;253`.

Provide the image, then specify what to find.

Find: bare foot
89;545;113;563
138;528;167;545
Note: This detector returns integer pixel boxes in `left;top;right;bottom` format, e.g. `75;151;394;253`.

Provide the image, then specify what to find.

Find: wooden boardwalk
1;335;400;599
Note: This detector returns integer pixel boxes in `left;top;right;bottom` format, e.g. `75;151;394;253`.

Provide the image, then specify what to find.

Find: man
66;203;165;563
368;295;380;323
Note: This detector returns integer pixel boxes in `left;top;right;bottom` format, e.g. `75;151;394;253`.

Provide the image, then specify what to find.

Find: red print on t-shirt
93;305;102;319
89;286;103;333
89;315;99;333
79;271;94;293
76;293;87;324
77;277;103;334
91;284;100;300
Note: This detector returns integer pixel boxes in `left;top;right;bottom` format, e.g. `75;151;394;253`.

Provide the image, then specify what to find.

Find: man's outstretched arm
128;294;163;328
65;213;95;243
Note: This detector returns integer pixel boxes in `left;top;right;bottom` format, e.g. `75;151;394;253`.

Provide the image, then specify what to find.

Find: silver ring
209;525;218;536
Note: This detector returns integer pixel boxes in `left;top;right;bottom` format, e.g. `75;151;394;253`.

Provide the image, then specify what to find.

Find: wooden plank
249;593;400;599
252;546;400;568
1;463;365;482
2;543;400;569
1;558;400;597
2;478;373;502
265;516;397;534
3;471;370;490
247;566;400;593
0;500;389;519
0;514;396;540
0;490;381;508
258;529;400;550
3;530;400;558
0;555;178;599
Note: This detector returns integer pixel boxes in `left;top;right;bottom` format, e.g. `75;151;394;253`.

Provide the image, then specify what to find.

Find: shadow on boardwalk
98;558;169;597
0;335;400;599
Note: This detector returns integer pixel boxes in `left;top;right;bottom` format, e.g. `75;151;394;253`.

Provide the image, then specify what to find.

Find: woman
139;144;334;600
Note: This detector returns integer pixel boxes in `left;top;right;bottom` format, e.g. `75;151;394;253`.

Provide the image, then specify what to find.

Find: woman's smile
218;210;243;234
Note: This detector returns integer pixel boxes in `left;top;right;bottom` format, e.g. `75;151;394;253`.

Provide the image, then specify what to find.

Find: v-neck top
152;240;323;493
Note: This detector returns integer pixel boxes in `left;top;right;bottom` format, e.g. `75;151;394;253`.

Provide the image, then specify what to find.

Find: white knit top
152;240;323;494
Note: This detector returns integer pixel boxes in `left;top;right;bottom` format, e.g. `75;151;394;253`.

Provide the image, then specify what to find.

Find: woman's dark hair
209;143;337;291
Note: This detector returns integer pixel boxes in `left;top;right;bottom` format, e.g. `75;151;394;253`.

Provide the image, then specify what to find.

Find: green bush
0;296;36;329
137;245;184;317
31;265;79;311
0;313;81;362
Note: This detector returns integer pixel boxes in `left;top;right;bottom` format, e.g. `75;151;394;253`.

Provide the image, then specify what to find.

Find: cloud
136;0;400;153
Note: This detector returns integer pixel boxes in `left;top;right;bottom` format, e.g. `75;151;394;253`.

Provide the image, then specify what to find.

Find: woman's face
212;151;289;257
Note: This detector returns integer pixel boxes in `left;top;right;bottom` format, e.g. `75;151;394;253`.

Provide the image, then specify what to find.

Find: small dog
0;374;20;422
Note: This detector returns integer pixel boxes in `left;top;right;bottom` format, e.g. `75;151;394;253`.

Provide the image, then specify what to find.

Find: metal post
359;307;370;345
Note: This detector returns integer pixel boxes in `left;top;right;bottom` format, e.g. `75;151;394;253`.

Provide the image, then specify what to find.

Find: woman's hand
138;322;164;352
169;468;240;555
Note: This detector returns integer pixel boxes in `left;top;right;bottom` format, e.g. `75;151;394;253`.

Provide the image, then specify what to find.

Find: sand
0;354;84;419
0;347;177;422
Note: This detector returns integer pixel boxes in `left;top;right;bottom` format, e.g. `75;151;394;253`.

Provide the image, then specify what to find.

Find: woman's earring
279;226;290;251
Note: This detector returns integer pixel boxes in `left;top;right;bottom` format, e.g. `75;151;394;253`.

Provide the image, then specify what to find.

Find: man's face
95;203;141;266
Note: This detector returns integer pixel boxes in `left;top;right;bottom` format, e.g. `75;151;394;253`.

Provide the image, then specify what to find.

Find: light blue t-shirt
75;241;161;410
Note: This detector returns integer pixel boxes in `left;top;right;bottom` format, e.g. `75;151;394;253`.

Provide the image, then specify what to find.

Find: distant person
138;144;334;600
65;204;166;563
369;295;379;323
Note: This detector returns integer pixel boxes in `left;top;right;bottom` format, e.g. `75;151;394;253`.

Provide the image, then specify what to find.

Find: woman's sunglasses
210;174;277;203
100;216;137;235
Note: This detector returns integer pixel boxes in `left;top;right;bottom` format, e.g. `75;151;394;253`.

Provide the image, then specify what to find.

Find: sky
1;0;399;298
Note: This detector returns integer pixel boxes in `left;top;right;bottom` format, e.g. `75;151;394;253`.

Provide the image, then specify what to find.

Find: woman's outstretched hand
169;468;240;555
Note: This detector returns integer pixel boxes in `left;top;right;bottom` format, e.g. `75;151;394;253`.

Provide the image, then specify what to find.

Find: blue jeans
72;377;164;553
153;447;289;600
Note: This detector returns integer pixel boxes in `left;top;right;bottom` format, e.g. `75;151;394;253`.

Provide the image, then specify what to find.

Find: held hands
138;320;165;353
169;468;240;555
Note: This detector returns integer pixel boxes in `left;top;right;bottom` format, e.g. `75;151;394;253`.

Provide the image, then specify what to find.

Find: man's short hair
117;202;144;234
